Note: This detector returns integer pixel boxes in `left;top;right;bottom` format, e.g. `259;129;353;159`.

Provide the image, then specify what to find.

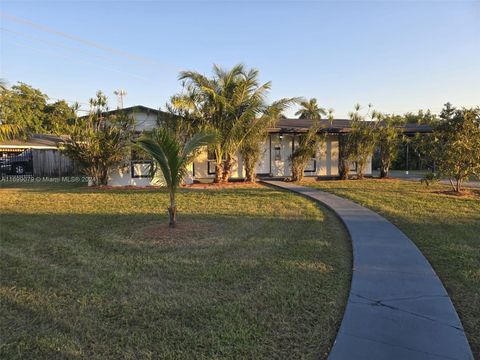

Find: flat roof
270;118;433;134
0;134;67;149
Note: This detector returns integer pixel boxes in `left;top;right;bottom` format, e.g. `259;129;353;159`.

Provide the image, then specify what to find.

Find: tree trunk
379;166;389;178
168;191;177;227
339;159;349;180
338;135;349;180
244;153;255;182
245;165;254;182
291;163;304;182
379;154;391;178
214;162;223;183
222;155;234;182
99;168;109;186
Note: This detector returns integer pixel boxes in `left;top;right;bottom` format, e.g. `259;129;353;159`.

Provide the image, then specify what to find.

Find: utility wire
3;36;155;83
1;11;182;72
1;27;141;71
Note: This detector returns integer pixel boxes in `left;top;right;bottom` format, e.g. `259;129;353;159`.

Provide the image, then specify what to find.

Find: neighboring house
106;106;432;186
0;134;77;177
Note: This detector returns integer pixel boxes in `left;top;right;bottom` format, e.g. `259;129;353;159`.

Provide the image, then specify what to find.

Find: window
274;146;281;161
130;148;152;178
304;159;317;173
207;149;225;175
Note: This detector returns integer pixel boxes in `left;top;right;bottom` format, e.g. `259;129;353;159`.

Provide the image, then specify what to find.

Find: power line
0;11;181;72
2;36;154;83
1;27;142;71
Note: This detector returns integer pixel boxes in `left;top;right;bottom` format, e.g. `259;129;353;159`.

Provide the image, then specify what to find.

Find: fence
0;148;81;179
32;149;80;177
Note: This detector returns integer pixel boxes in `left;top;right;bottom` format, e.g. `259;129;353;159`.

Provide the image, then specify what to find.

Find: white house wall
131;112;158;132
107;129;369;186
192;147;245;180
108;164;153;186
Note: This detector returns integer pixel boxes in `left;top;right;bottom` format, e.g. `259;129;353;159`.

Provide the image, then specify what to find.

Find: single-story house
106;106;432;186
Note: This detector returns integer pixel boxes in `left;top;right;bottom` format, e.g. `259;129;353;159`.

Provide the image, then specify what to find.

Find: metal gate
0;148;34;177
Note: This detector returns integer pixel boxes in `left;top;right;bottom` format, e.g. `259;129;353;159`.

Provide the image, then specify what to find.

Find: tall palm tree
295;98;327;119
135;129;216;227
177;64;271;183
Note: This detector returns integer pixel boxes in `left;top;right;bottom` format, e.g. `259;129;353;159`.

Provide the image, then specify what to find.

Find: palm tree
290;98;329;181
240;98;298;182
295;98;326;119
344;104;377;179
177;64;271;183
135;129;216;227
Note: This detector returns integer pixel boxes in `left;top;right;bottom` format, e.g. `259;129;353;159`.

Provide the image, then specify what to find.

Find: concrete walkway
263;181;473;360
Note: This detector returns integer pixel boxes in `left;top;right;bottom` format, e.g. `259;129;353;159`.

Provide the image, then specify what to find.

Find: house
106;106;431;186
101;105;169;186
0;134;77;177
191;118;360;180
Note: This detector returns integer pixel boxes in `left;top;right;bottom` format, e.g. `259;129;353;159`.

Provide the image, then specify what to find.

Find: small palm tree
135;128;216;227
290;98;329;181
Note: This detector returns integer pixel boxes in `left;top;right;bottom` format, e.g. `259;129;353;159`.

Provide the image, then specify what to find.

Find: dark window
304;159;317;173
130;149;152;178
274;146;281;161
207;149;224;175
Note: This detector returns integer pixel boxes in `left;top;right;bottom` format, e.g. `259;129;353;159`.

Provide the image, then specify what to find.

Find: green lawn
0;183;351;359
302;179;480;357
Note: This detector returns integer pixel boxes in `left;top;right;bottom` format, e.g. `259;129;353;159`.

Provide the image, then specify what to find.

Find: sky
0;0;479;118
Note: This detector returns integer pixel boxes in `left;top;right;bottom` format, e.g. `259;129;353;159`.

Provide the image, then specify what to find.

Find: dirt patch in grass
140;220;216;244
89;185;161;191
431;189;479;198
87;182;262;191
185;181;262;189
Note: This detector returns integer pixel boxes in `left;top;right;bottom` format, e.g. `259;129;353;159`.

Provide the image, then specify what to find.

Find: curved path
263;181;473;360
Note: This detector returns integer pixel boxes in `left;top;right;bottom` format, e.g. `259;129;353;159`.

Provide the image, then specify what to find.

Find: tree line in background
1;67;479;195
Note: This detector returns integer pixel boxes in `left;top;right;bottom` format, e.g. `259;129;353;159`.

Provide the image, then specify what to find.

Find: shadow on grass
1;210;352;359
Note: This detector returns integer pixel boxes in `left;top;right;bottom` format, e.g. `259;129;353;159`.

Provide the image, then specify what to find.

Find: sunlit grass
0;183;351;359
303;178;480;356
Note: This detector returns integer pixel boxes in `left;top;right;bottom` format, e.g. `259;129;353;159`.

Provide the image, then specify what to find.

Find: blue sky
1;0;479;118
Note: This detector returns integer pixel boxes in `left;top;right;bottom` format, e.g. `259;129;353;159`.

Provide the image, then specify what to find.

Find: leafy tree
62;91;134;186
135;129;216;227
240;99;296;182
376;114;405;178
0;82;75;140
344;104;377;179
424;104;480;192
43;100;77;134
290;98;329;181
176;64;271;183
403;109;438;125
161;93;204;145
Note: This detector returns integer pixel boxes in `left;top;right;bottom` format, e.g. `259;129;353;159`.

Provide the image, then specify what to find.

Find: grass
302;178;480;357
0;183;351;359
